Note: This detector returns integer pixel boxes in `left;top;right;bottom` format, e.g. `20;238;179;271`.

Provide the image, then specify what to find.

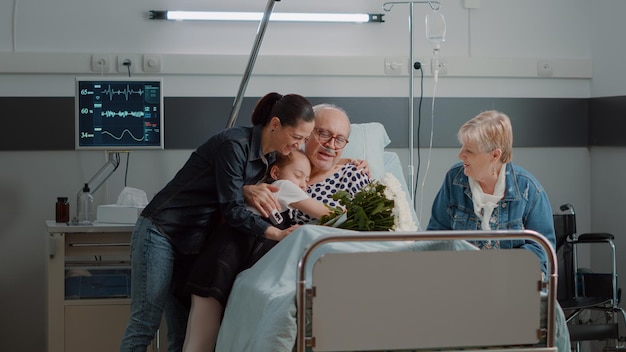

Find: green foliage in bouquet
318;182;395;231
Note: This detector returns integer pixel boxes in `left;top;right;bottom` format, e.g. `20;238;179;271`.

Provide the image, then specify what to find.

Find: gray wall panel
166;96;589;149
0;96;602;150
282;97;588;148
0;97;74;151
589;96;626;146
424;98;589;148
165;97;235;149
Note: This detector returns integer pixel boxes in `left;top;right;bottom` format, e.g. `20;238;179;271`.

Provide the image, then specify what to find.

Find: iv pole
382;0;440;204
226;0;279;128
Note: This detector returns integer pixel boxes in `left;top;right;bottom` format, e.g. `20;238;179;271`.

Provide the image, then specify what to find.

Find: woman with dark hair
119;92;315;352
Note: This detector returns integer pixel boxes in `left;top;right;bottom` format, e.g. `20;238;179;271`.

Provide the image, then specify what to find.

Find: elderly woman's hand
243;184;281;218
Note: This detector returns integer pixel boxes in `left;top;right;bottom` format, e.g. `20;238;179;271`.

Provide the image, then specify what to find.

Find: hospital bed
216;225;560;352
215;123;566;352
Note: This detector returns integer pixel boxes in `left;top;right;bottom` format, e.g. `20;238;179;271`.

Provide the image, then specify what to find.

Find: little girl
244;149;332;263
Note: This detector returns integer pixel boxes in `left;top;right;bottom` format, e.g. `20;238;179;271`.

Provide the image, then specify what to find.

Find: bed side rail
295;229;557;352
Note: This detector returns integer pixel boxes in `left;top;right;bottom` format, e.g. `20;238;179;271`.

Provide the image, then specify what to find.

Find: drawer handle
69;242;130;247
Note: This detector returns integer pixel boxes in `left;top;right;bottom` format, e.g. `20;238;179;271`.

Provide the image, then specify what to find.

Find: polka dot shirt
294;163;371;225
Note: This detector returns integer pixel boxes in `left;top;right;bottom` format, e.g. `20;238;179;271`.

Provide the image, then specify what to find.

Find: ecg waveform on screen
100;129;147;142
80;120;159;143
101;110;145;118
100;84;145;101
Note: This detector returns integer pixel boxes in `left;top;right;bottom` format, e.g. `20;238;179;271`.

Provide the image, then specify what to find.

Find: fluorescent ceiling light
149;11;384;23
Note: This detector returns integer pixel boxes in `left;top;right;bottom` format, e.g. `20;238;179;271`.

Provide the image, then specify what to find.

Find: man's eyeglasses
313;128;349;149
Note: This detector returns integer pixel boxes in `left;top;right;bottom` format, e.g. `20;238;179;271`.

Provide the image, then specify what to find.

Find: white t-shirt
246;179;310;216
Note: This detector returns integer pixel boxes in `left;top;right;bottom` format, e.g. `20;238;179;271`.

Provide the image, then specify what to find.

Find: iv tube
418;9;446;221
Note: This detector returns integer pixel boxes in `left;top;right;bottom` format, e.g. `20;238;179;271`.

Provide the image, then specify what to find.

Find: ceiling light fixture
149;10;384;23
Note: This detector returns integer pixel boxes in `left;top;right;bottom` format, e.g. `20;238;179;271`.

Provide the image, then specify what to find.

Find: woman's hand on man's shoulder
339;158;371;178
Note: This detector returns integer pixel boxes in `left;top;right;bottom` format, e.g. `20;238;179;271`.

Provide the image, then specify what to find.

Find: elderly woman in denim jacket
427;110;570;351
427;110;556;273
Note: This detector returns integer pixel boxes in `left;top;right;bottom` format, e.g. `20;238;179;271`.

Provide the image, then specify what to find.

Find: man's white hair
312;103;350;124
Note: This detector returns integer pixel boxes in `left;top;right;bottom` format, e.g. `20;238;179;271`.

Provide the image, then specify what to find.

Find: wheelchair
554;203;626;351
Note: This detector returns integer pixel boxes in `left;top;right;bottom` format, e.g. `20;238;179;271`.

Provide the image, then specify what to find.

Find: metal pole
226;0;279;128
408;3;415;201
382;1;440;204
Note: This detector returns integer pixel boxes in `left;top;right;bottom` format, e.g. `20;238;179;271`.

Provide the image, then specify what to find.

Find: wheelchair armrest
568;323;619;342
573;232;614;243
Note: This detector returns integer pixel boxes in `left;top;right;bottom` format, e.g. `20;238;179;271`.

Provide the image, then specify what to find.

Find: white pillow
341;122;391;180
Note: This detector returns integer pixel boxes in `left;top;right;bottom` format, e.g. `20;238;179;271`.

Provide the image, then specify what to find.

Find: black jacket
141;125;274;255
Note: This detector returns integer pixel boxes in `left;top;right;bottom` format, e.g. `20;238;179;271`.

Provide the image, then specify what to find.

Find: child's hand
264;224;301;241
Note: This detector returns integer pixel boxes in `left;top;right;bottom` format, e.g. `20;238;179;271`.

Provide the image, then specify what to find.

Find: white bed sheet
215;225;478;352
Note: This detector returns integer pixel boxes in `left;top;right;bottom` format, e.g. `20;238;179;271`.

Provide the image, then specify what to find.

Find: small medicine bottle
55;197;70;223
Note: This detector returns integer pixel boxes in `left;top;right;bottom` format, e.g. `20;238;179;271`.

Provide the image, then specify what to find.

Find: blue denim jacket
427;162;556;274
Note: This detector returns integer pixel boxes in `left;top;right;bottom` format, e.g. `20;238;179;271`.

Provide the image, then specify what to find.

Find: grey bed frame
295;230;557;352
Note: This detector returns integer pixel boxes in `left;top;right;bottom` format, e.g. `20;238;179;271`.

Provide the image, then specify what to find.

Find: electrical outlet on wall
537;60;554;77
91;54;111;72
117;54;138;73
143;54;162;73
384;57;404;75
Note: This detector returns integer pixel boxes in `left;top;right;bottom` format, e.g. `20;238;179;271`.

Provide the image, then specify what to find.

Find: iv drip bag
425;11;446;49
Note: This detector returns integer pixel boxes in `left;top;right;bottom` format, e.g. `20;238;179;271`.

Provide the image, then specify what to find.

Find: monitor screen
75;77;164;150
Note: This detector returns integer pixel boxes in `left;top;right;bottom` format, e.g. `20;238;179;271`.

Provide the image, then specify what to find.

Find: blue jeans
120;216;189;352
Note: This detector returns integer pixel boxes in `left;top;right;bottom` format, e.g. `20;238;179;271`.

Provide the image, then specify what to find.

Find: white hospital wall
0;0;616;351
590;0;626;287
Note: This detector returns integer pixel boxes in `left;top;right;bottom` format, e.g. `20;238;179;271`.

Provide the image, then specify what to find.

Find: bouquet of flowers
319;173;417;232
